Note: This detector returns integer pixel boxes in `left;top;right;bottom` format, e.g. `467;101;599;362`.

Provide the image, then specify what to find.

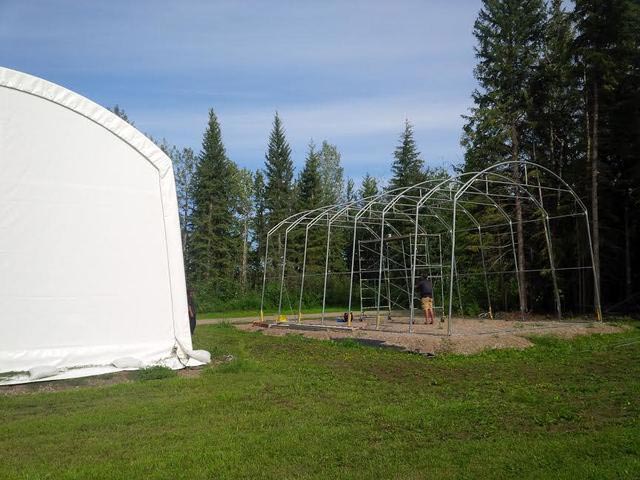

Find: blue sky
0;0;481;183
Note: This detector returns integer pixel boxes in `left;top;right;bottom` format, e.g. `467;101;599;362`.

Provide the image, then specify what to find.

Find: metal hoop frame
259;161;601;334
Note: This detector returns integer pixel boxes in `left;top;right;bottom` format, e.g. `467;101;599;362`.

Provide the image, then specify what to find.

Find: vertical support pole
375;215;387;330
358;239;365;319
347;213;359;324
447;199;458;336
321;218;332;325
438;234;445;325
454;259;464;316
297;226;311;324
584;210;603;322
477;226;493;319
259;235;270;322
277;232;289;320
385;243;392;323
537;177;561;320
543;215;562;320
401;239;411;306
508;220;524;321
409;204;421;333
425;235;435;318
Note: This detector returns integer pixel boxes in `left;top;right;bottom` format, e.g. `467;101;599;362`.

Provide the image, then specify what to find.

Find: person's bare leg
428;306;434;324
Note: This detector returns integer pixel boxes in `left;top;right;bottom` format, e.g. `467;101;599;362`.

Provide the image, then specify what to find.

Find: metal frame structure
260;161;602;335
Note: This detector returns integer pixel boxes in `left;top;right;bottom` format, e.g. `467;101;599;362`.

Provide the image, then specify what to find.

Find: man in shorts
416;275;434;324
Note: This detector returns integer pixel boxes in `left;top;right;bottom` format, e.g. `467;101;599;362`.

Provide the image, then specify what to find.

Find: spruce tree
360;174;379;199
298;141;323;211
294;141;326;274
389;119;426;190
251;170;268;285
264;112;294;228
190;109;239;295
110;105;134;126
466;0;546;313
345;179;356;203
172;146;197;256
574;0;629;303
318;141;345;203
235;168;254;291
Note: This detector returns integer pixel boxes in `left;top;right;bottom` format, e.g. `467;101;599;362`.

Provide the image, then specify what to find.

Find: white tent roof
0;67;201;385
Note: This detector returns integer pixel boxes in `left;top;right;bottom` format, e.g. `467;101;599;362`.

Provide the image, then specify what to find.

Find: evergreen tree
360;174;379;199
110;105;134;126
293;141;327;276
389;119;426;190
574;0;630;301
235;168;254;290
264;112;295;228
190;109;239;295
298;141;323;211
172;147;197;252
251;170;268;286
318;141;345;203
531;0;580;178
465;0;547;313
345;178;356;203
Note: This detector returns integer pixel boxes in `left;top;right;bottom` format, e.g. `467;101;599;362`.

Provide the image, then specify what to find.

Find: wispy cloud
0;0;481;179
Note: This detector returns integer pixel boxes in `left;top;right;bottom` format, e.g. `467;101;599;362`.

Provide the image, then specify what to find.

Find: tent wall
0;67;194;384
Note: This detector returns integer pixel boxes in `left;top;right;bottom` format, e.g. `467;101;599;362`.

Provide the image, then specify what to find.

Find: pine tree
264;112;294;228
298;141;323;211
110;105;134;126
466;0;546;313
389;119;426;190
172;147;197;252
574;0;630;303
345;178;356;203
360;174;379;199
251;170;268;286
318;141;344;203
190;109;239;295
235;168;254;291
294;141;326;275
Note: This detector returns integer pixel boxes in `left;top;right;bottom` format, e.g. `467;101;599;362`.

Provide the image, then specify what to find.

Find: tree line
112;0;639;315
462;0;640;314
159;113;435;312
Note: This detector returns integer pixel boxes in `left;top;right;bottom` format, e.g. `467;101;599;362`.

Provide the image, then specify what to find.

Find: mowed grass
1;323;639;479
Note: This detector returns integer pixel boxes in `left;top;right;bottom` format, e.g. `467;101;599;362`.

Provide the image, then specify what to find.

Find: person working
416;275;434;325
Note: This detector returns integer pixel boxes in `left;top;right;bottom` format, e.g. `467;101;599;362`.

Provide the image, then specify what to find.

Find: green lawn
1;323;639;479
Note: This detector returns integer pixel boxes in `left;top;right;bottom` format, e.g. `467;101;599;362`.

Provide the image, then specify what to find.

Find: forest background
113;0;640;315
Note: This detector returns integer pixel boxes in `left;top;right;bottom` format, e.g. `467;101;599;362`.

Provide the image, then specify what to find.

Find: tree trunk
625;199;632;299
591;83;600;303
511;125;528;314
583;70;591;312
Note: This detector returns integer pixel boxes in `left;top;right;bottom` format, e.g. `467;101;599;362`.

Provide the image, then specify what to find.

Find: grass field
1;322;639;479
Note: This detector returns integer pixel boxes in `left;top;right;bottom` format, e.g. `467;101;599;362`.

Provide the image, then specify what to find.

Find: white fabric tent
0;67;204;385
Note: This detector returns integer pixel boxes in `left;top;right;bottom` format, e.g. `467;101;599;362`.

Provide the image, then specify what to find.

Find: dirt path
238;318;625;355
